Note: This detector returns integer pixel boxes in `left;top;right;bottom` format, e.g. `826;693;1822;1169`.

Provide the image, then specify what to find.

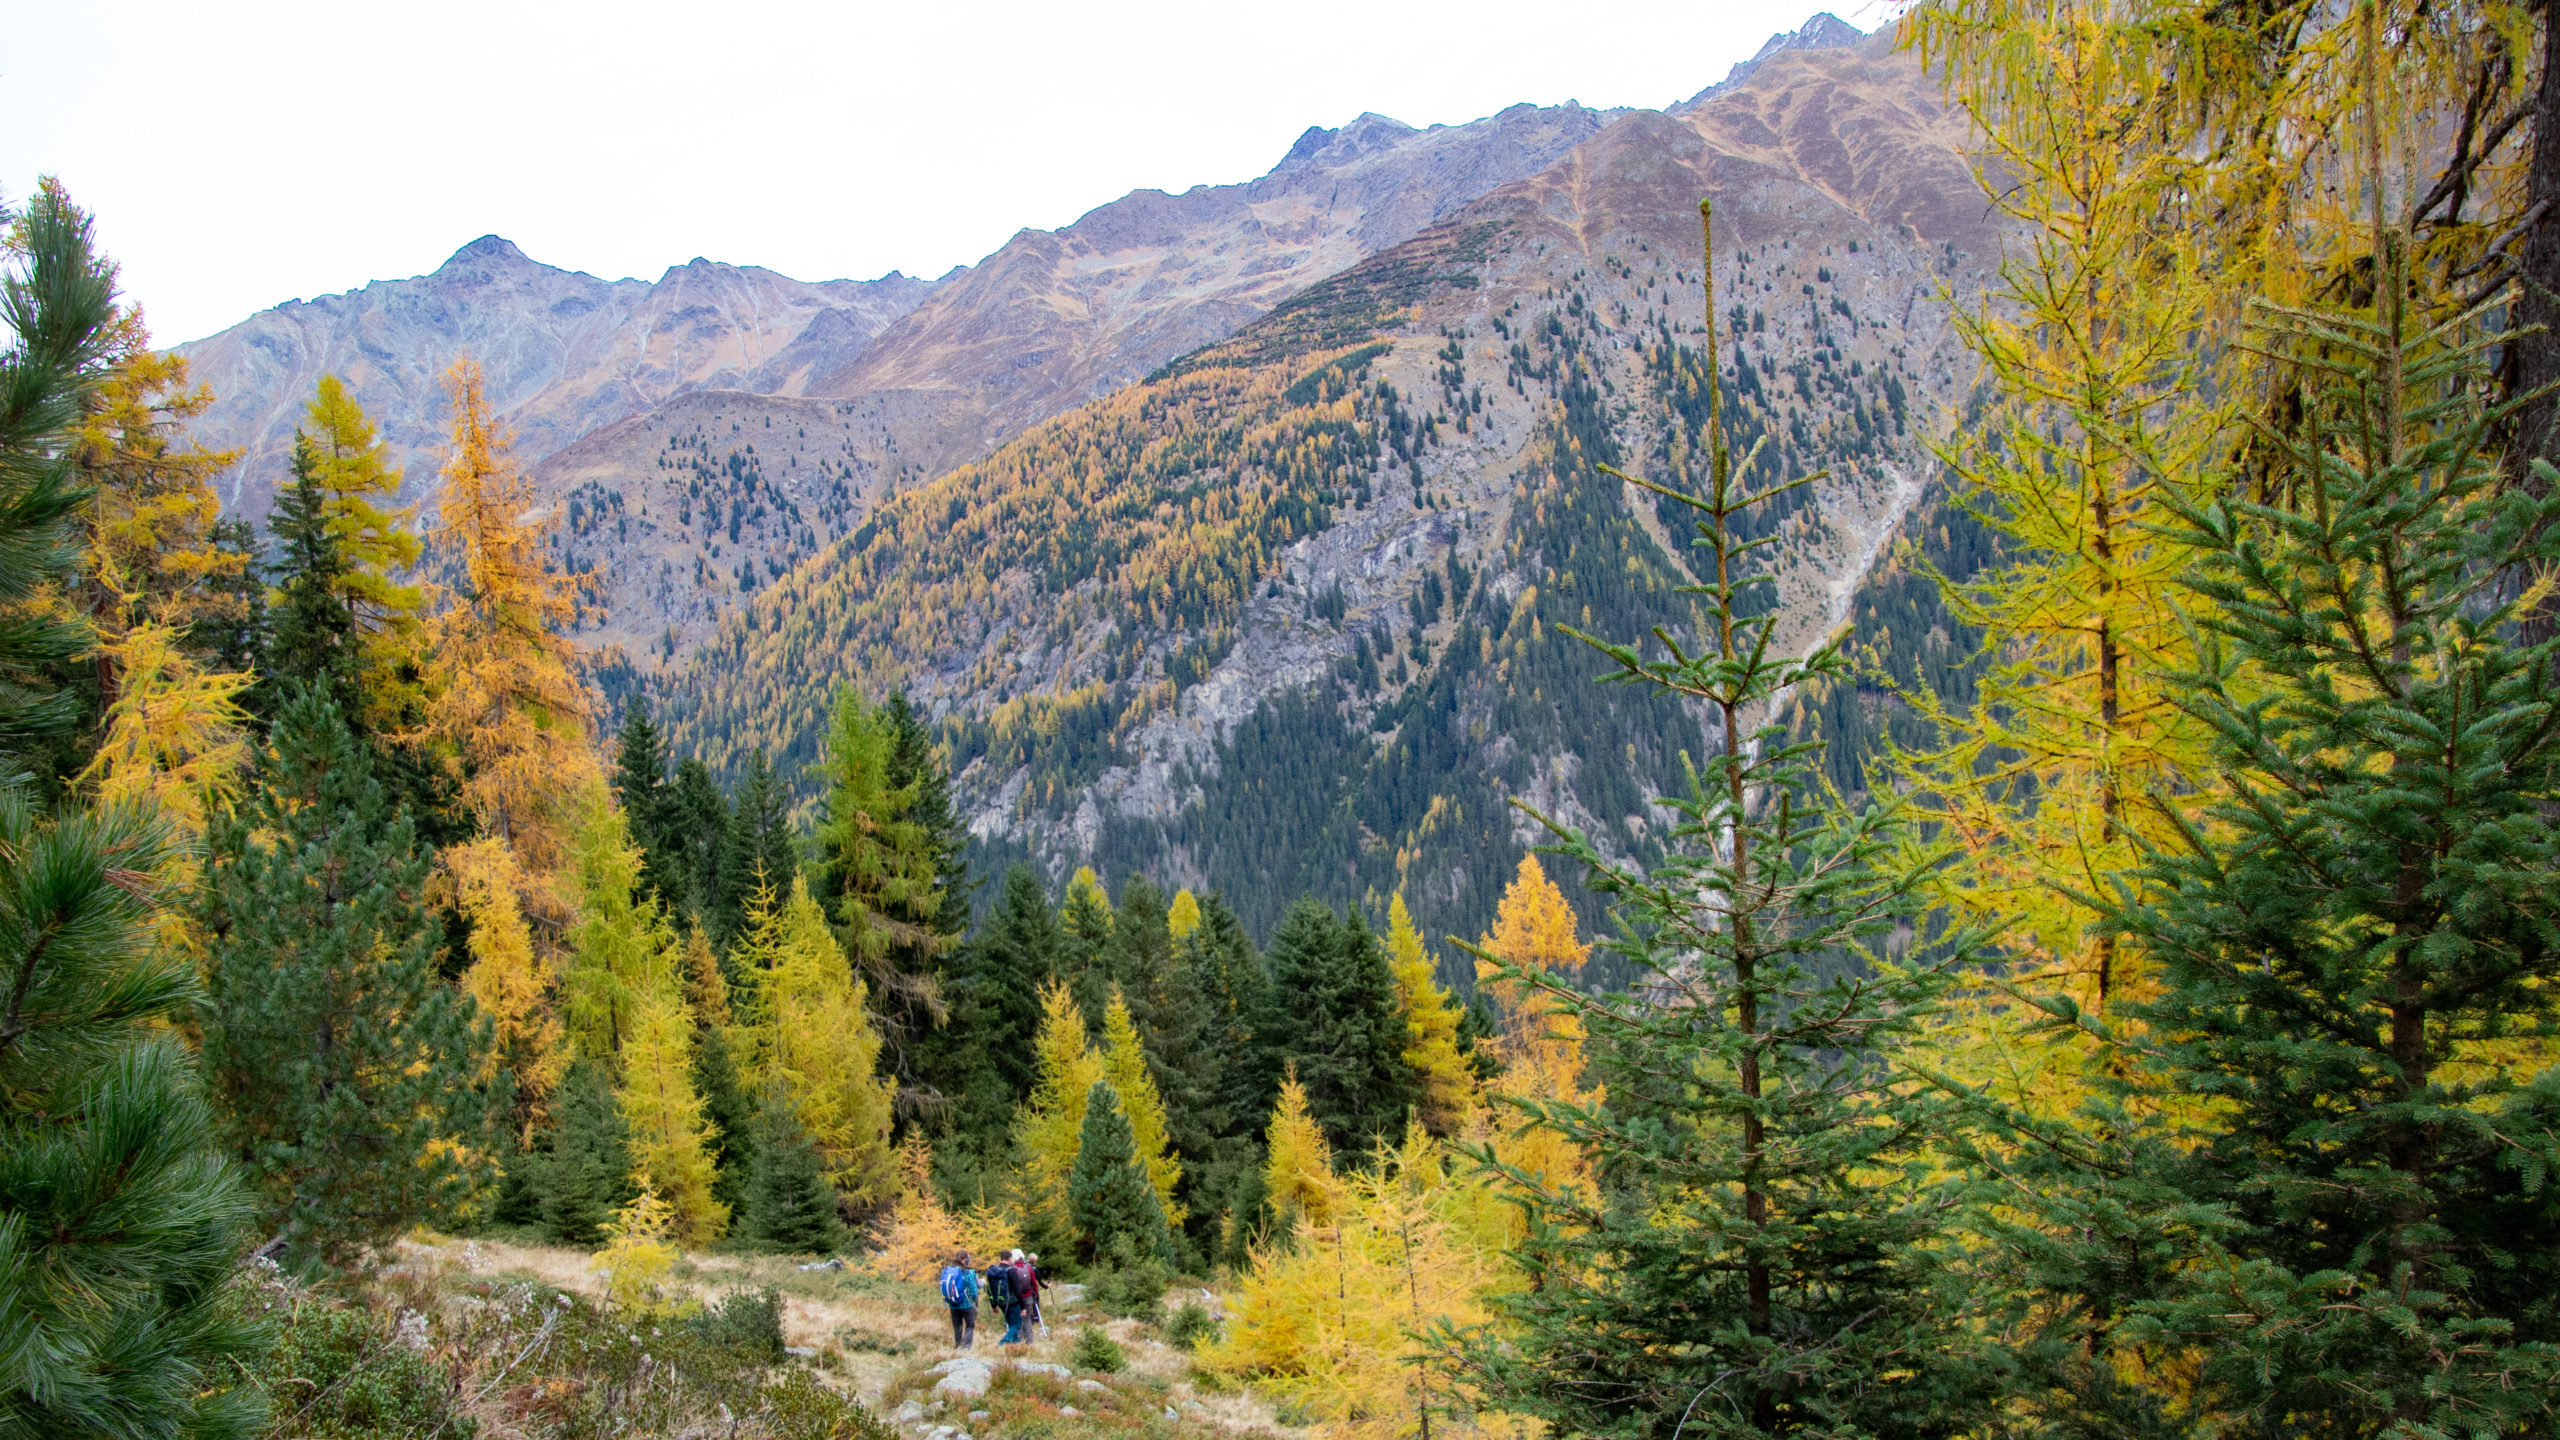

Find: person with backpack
987;1250;1029;1345
1019;1252;1045;1339
939;1249;981;1348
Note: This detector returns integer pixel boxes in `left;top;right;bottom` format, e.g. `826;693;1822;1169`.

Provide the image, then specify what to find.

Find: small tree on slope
1068;1080;1172;1266
1436;200;1995;1438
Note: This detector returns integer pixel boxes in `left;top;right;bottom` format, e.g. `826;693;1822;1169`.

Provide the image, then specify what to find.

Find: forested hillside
662;31;1996;957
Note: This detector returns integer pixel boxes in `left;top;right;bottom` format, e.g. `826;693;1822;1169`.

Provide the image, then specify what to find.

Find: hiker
987;1250;1029;1346
939;1249;981;1348
1019;1252;1045;1338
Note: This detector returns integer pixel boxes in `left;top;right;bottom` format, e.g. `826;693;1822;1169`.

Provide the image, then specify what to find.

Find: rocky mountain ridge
650;25;2000;952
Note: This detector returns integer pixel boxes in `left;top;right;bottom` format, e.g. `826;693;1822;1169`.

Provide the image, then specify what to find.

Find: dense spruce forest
8;1;2560;1438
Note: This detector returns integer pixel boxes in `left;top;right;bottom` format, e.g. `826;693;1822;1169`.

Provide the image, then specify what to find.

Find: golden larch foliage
66;326;241;639
1014;980;1107;1231
1386;893;1476;1137
682;925;730;1027
872;1133;1022;1282
422;357;596;886
766;875;897;1206
77;621;252;842
1100;993;1183;1225
561;788;680;1065
448;837;567;1128
303;375;427;726
590;1178;689;1318
616;984;728;1244
1203;1123;1529;1440
1167;888;1203;941
1476;856;1599;1226
1262;1067;1339;1232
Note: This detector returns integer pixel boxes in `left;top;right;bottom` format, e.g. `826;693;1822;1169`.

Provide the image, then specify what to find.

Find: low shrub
242;1284;471;1440
685;1286;786;1364
1068;1325;1126;1374
1164;1301;1220;1352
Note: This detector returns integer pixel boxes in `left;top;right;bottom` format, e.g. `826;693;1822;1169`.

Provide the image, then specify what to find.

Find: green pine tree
1980;245;2560;1435
537;1059;636;1246
197;686;495;1270
1067;1080;1171;1265
918;864;1058;1193
667;756;733;947
1058;871;1116;1040
612;697;686;915
713;750;796;946
1257;898;1413;1156
0;183;265;1437
745;1086;843;1254
1437;201;1994;1437
691;1020;757;1220
811;686;947;1089
261;436;359;722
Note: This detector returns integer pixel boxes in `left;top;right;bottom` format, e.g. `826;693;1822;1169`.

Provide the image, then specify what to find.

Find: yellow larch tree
682;924;730;1027
723;862;787;1078
1262;1067;1339;1232
873;1132;1021;1282
448;837;566;1137
617;982;727;1244
77;620;251;843
1099;992;1183;1225
422;356;596;891
590;1179;687;1318
1386;893;1476;1136
1013;980;1107;1232
1167;888;1203;941
1476;855;1599;1220
302;374;427;726
561;786;679;1065
1204;1123;1528;1440
765;875;897;1207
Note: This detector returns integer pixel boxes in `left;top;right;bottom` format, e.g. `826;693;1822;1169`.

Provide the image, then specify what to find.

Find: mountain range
176;15;1998;955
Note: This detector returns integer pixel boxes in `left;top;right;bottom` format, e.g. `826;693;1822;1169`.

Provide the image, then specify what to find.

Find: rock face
175;241;934;515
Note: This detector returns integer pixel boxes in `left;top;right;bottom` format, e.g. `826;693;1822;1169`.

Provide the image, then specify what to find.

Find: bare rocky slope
652;24;2000;956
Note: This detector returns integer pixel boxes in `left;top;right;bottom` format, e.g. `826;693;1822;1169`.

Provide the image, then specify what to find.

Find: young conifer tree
1067;1080;1173;1265
196;686;494;1269
1015;979;1107;1239
1986;220;2560;1435
1442;202;1993;1437
1386;893;1476;1136
1260;1067;1339;1233
745;1084;845;1255
537;1059;636;1246
616;983;726;1244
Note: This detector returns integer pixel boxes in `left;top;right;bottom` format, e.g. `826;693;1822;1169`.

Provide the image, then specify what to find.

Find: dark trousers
949;1306;976;1347
999;1302;1028;1345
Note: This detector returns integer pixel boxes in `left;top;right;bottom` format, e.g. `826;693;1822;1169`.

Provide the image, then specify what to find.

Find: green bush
1069;1326;1126;1374
1085;1243;1172;1321
685;1286;785;1364
1164;1302;1220;1352
247;1290;469;1440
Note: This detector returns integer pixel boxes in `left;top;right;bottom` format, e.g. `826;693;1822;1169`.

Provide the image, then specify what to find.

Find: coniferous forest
9;2;2560;1438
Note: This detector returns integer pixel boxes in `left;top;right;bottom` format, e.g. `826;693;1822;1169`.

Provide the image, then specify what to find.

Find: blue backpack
939;1265;978;1307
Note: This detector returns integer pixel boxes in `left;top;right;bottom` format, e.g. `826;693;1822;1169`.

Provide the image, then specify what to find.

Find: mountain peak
1680;11;1868;105
445;234;532;268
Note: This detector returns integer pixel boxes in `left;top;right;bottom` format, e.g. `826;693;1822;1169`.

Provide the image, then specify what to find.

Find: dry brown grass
397;1234;1285;1435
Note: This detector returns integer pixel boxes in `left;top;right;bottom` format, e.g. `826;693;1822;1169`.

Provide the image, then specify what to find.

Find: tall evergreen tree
1440;202;1994;1437
612;697;685;914
1257;898;1414;1157
1057;867;1116;1040
1067;1080;1172;1266
920;864;1057;1186
0;185;264;1438
261;436;359;718
812;686;947;1088
713;749;795;945
196;687;494;1269
667;756;732;942
1978;242;2560;1435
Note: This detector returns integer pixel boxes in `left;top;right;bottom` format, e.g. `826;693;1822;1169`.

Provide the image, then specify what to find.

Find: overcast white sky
7;0;1886;346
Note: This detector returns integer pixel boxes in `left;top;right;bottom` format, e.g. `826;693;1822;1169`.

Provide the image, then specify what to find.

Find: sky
6;0;1888;347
